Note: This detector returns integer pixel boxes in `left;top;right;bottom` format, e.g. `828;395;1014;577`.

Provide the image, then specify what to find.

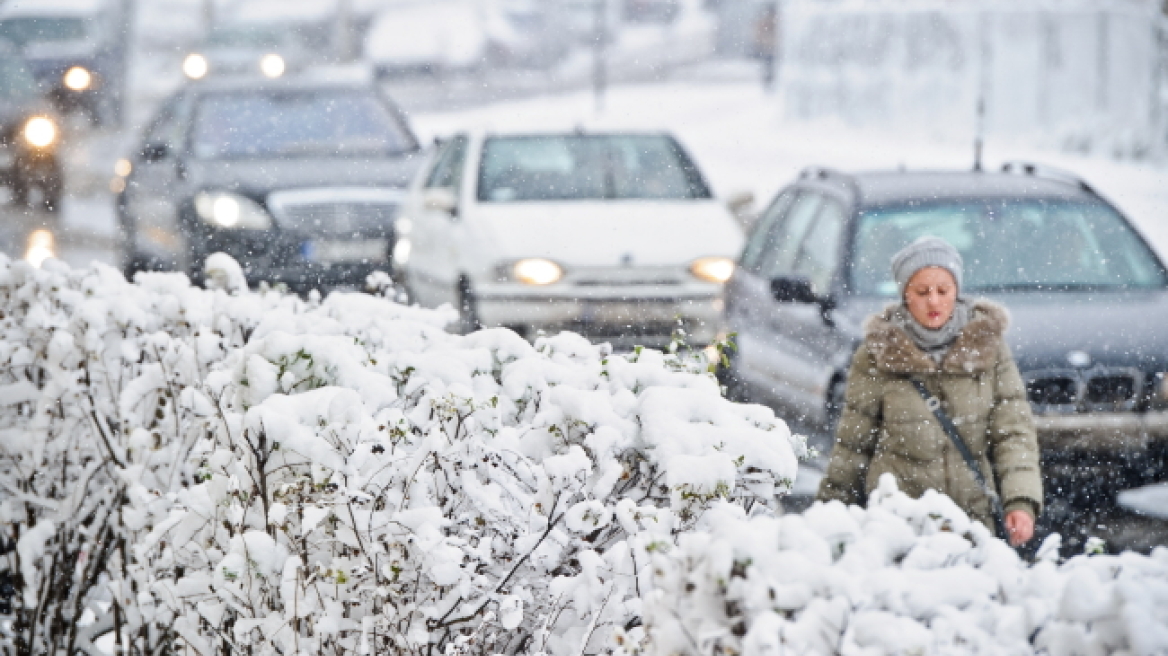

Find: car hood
23;48;97;74
835;290;1168;372
185;155;421;197
470;200;743;267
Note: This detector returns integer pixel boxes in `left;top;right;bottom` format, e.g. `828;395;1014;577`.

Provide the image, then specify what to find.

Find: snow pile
0;255;800;654
632;474;1168;656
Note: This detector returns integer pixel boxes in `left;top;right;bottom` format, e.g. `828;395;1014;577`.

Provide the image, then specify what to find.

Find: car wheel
456;277;480;335
121;249;148;282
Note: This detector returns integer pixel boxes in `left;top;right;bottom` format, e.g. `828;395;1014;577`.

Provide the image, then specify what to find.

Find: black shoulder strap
909;378;1008;540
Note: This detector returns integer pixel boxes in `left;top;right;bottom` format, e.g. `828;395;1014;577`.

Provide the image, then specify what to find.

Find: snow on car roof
0;0;106;18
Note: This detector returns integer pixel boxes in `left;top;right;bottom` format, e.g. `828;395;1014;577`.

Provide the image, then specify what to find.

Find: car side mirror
140;142;170;162
725;189;755;230
771;276;818;304
772;275;836;325
423;187;458;217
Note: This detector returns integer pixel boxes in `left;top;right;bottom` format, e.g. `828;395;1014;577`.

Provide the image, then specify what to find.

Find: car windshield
477;135;712;202
0;56;40;99
0;17;89;47
851;199;1167;295
206;25;286;49
191;91;416;159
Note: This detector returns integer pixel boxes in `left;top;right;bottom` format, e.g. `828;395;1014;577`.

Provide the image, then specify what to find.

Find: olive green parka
817;299;1043;526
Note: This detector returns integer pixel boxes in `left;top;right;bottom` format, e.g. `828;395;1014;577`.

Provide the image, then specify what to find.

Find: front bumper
1036;410;1168;453
475;284;724;349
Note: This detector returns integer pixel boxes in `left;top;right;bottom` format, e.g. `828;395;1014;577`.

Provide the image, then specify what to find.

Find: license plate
302;239;387;264
580;301;678;323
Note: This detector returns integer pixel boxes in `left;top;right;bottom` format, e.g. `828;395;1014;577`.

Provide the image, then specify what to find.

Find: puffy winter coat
817;299;1043;527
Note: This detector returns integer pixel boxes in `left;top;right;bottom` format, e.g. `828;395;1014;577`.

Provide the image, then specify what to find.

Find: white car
363;0;487;75
398;130;744;349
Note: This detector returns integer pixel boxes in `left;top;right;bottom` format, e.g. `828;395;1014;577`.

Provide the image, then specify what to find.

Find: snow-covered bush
633;474;1168;656
0;255;802;655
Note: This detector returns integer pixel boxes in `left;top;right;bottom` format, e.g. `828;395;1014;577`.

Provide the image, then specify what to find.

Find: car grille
1025;368;1144;413
266;188;403;238
276;203;397;237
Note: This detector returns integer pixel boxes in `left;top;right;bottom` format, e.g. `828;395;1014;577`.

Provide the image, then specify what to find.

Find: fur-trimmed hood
863;299;1010;374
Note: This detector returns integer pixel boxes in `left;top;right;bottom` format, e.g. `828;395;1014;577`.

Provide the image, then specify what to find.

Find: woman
817;237;1042;546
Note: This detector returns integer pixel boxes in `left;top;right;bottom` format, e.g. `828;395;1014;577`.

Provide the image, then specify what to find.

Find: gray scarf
891;299;972;364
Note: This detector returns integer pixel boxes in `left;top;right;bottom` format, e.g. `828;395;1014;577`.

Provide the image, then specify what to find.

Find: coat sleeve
817;344;883;506
988;341;1044;518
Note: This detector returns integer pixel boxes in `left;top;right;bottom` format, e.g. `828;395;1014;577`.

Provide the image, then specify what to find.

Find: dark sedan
118;77;421;293
723;165;1168;505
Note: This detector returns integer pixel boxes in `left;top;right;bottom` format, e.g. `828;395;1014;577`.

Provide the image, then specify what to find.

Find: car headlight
23;117;57;149
63;66;92;91
183;53;209;79
511;258;563;285
194;192;272;230
393;238;412;265
690;256;735;283
260;54;285;78
24;229;55;268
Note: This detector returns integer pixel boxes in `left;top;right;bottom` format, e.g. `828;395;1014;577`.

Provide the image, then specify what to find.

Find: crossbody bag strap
909;378;1008;540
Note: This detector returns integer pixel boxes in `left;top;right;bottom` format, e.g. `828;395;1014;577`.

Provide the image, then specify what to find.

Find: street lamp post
593;0;608;112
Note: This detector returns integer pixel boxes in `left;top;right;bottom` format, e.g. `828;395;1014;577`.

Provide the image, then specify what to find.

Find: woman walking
817;236;1042;546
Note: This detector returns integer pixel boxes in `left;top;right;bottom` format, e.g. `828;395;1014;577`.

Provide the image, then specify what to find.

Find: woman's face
905;267;958;329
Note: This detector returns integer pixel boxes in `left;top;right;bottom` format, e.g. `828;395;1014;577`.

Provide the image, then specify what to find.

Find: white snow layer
1;254;1166;655
636;475;1168;656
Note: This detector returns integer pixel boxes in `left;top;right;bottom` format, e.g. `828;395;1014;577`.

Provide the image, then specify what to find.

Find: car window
207;24;286;48
191;91;417;160
141;96;189;155
476;134;711;201
425;137;468;189
741;189;794;273
0;17;89;47
0;56;38;99
756;191;824;281
791;198;846;295
851;199;1168;295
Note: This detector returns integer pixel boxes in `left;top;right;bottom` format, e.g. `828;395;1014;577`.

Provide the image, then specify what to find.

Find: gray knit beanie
891;236;963;296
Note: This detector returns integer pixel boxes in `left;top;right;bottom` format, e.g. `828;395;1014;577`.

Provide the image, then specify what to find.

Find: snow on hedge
3;255;1168;656
633;474;1168;656
0;255;800;654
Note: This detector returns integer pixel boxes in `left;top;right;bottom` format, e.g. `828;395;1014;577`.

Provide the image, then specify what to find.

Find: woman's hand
1005;510;1035;546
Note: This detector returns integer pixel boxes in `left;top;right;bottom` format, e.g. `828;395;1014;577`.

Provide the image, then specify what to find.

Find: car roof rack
798;166;859;196
1000;161;1096;195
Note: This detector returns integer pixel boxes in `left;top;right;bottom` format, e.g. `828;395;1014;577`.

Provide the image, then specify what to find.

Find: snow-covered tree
0;255;801;655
